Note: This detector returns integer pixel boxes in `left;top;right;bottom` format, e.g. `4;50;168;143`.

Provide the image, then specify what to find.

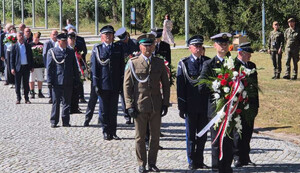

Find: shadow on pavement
233;163;300;172
254;126;292;132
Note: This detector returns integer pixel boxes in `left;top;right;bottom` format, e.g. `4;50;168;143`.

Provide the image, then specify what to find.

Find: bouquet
3;33;17;44
32;45;44;68
156;54;176;86
124;51;140;64
74;47;88;81
4;33;17;51
196;55;259;160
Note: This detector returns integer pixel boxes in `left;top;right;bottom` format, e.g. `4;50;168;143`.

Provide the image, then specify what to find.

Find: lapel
16;43;20;63
213;56;223;68
139;54;149;69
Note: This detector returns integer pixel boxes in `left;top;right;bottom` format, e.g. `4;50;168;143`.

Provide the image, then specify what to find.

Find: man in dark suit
10;31;34;104
69;28;88;103
24;27;33;44
91;25;124;140
115;27;140;125
199;32;233;173
43;30;58;104
152;28;171;67
177;35;210;170
233;42;259;167
47;33;80;128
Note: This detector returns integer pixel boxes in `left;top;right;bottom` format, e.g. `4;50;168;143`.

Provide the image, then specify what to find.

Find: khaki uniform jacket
284;27;300;51
268;30;284;52
123;55;170;113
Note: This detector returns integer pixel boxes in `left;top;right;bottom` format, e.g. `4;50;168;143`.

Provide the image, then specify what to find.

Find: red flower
8;36;11;40
225;95;230;100
242;71;246;76
244;97;249;103
12;37;15;41
239;95;243;102
220;79;227;86
229;81;233;86
236;109;242;114
224;73;230;80
218;75;223;79
243;80;248;87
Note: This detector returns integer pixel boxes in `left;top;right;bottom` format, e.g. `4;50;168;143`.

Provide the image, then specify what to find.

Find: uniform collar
192;54;201;61
216;54;224;62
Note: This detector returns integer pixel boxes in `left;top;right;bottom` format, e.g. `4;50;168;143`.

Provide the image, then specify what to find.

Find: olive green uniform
268;30;284;78
123;55;170;167
284;27;300;78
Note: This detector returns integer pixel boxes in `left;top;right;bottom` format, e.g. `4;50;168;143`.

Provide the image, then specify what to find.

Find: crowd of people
0;16;262;173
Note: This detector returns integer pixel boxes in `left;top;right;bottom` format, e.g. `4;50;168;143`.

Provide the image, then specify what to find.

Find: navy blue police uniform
233;42;259;167
115;27;139;124
91;25;124;139
177;35;210;170
47;33;80;128
199;33;234;173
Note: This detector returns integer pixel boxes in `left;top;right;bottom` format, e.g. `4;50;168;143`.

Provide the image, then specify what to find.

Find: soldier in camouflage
283;18;300;80
268;21;284;79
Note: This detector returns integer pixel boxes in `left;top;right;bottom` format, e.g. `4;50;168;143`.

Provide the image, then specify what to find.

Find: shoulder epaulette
180;57;189;62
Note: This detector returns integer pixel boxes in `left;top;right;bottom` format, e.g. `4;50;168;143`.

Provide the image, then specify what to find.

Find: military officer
283;18;300;80
199;33;234;173
115;27;140;125
268;21;284;79
123;33;170;173
233;42;259;167
47;33;80;128
91;25;124;140
177;35;210;170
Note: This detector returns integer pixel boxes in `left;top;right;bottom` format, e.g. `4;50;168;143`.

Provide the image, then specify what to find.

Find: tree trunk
112;0;118;23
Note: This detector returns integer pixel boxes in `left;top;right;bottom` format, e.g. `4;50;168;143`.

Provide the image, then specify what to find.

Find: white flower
232;77;236;81
238;83;244;93
223;87;230;93
212;80;220;92
244;104;249;110
214;93;220;99
242;91;247;98
233;71;239;77
233;96;238;102
224;57;235;70
243;68;252;76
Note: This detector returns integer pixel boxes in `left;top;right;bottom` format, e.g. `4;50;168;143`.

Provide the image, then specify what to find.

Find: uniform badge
217;61;220;64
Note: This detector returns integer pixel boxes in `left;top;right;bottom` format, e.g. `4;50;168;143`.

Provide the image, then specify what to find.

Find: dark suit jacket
47;47;80;87
43;39;56;67
10;42;33;72
234;58;259;112
76;36;87;62
91;42;124;91
177;55;210;114
199;56;224;118
0;32;6;58
155;41;171;66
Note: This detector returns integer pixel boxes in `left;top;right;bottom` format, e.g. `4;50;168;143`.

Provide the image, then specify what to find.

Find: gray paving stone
0;80;300;172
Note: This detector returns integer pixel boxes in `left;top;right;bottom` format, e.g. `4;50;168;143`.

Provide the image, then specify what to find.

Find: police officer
177;35;210;170
283;18;300;80
123;33;170;173
91;25;124;140
233;42;259;167
67;32;82;114
268;21;284;79
115;27;139;125
199;33;233;173
47;33;80;128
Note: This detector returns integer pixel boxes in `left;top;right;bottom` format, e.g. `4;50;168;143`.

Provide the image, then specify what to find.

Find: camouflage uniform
268;30;284;78
284;27;300;79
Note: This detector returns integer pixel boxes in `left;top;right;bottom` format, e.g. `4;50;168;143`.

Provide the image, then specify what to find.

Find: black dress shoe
48;99;53;104
283;75;290;79
158;145;164;150
83;121;89;127
62;123;71;127
148;164;160;172
70;109;82;114
242;161;256;166
111;134;121;140
291;76;297;80
234;159;242;167
272;76;276;79
38;93;45;98
16;100;21;104
196;163;209;169
51;124;58;128
103;133;112;140
138;166;146;173
188;164;196;170
79;98;87;103
25;100;31;104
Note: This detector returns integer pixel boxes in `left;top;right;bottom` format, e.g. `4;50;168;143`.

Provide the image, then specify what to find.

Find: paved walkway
0;81;300;172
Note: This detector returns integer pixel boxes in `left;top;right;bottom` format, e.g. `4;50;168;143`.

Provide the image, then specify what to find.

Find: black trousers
211;125;233;173
233;113;256;164
85;84;99;123
50;85;72;125
185;112;208;166
70;83;80;112
14;65;30;101
98;90;119;135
